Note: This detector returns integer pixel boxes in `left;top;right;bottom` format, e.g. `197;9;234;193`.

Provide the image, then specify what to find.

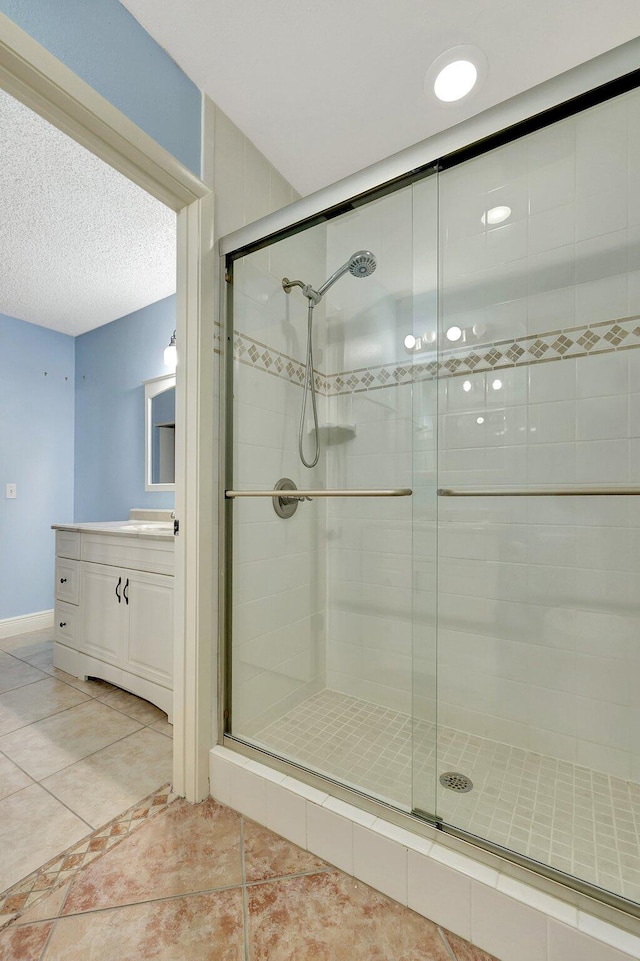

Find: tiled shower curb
0;783;178;929
210;746;640;961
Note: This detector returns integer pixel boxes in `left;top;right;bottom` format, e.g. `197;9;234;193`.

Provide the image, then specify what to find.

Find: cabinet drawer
55;558;80;605
81;534;174;576
54;602;78;649
56;530;81;560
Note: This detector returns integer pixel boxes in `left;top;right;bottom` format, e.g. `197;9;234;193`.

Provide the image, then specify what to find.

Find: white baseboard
0;610;54;639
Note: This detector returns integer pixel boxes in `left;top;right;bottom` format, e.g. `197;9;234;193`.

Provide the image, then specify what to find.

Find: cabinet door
81;562;125;664
124;570;173;686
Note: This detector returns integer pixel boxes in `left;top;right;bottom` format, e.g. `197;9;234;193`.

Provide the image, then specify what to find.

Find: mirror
144;374;176;491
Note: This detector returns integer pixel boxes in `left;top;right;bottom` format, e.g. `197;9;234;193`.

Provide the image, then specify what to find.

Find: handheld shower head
348;250;377;278
315;250;377;299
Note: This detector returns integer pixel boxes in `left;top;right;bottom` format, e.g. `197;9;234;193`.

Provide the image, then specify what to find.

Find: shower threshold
252;689;640;905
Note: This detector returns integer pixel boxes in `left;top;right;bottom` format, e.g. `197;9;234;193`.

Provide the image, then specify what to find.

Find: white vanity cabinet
52;523;174;718
82;563;173;686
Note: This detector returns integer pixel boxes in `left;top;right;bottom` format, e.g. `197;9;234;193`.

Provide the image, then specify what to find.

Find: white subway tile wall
435;89;640;803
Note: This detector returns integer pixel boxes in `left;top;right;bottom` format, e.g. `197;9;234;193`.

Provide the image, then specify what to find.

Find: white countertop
52;521;174;542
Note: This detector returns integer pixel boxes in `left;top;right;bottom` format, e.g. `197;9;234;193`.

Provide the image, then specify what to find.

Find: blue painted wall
1;299;175;620
0;0;201;175
0;315;75;619
74;295;176;522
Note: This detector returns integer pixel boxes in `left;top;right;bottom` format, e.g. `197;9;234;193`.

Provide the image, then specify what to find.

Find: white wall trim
0;13;213;802
0;12;206;211
210;746;640;961
0;610;54;639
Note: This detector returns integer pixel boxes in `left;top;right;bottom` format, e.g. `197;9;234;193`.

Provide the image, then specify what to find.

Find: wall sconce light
164;329;177;370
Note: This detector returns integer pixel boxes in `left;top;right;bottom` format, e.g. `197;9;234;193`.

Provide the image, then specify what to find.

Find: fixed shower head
315;250;377;299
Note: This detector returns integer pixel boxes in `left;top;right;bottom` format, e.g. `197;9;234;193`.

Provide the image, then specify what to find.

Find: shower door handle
438;487;640;496
225;488;412;498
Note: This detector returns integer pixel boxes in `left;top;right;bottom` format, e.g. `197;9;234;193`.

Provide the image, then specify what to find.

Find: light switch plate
5;483;16;499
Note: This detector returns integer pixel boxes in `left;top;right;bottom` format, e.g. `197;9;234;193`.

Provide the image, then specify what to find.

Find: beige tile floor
0;628;173;893
0;796;497;961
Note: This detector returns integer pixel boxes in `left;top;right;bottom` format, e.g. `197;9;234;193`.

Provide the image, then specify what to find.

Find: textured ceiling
121;0;640;196
0;89;176;336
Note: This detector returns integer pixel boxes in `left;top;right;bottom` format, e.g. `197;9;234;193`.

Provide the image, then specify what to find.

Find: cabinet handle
60;577;67;584
123;578;129;605
59;622;67;628
115;576;122;603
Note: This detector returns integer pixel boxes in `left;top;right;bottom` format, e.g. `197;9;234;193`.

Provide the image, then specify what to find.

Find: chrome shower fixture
282;251;377;469
282;250;377;305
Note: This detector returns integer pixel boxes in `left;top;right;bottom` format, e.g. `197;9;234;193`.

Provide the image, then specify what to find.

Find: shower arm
282;277;321;305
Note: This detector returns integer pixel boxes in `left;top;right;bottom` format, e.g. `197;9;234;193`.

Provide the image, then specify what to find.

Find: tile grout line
27;881;247;923
3;721;148;794
38;877;74;957
0;784;175;922
0;692;96;739
245;867;335;889
437;926;460;961
26;866;337;925
2;640;169;728
37;909;60;961
0;753;95;831
6;640;172;733
0;672;59;698
240;818;250;961
0;713;170;821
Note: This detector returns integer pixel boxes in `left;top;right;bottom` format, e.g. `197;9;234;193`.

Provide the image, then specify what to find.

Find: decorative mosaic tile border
222;313;640;396
438;314;640;379
0;783;177;929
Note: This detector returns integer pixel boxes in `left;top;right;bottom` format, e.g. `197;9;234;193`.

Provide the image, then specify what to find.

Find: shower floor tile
255;689;640;903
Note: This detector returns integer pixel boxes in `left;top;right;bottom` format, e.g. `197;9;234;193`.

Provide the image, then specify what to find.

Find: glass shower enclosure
221;78;640;914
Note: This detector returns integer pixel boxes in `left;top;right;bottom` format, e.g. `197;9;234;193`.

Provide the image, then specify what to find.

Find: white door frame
0;12;214;801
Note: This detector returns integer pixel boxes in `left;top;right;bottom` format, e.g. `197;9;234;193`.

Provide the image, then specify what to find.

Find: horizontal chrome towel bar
438;487;640;497
226;488;413;498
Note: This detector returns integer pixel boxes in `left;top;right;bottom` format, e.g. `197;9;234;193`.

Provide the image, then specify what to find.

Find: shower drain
439;771;473;793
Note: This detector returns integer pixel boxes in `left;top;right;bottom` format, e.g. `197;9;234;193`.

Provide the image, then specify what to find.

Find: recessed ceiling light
434;60;477;102
404;334;416;350
462;380;472;392
446;326;462;342
481;205;512;226
477;416;485;425
425;45;488;105
492;379;503;391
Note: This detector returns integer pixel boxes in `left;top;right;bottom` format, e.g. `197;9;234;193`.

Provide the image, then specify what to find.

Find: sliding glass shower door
224;75;640;911
226;177;439;813
428;84;640;905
